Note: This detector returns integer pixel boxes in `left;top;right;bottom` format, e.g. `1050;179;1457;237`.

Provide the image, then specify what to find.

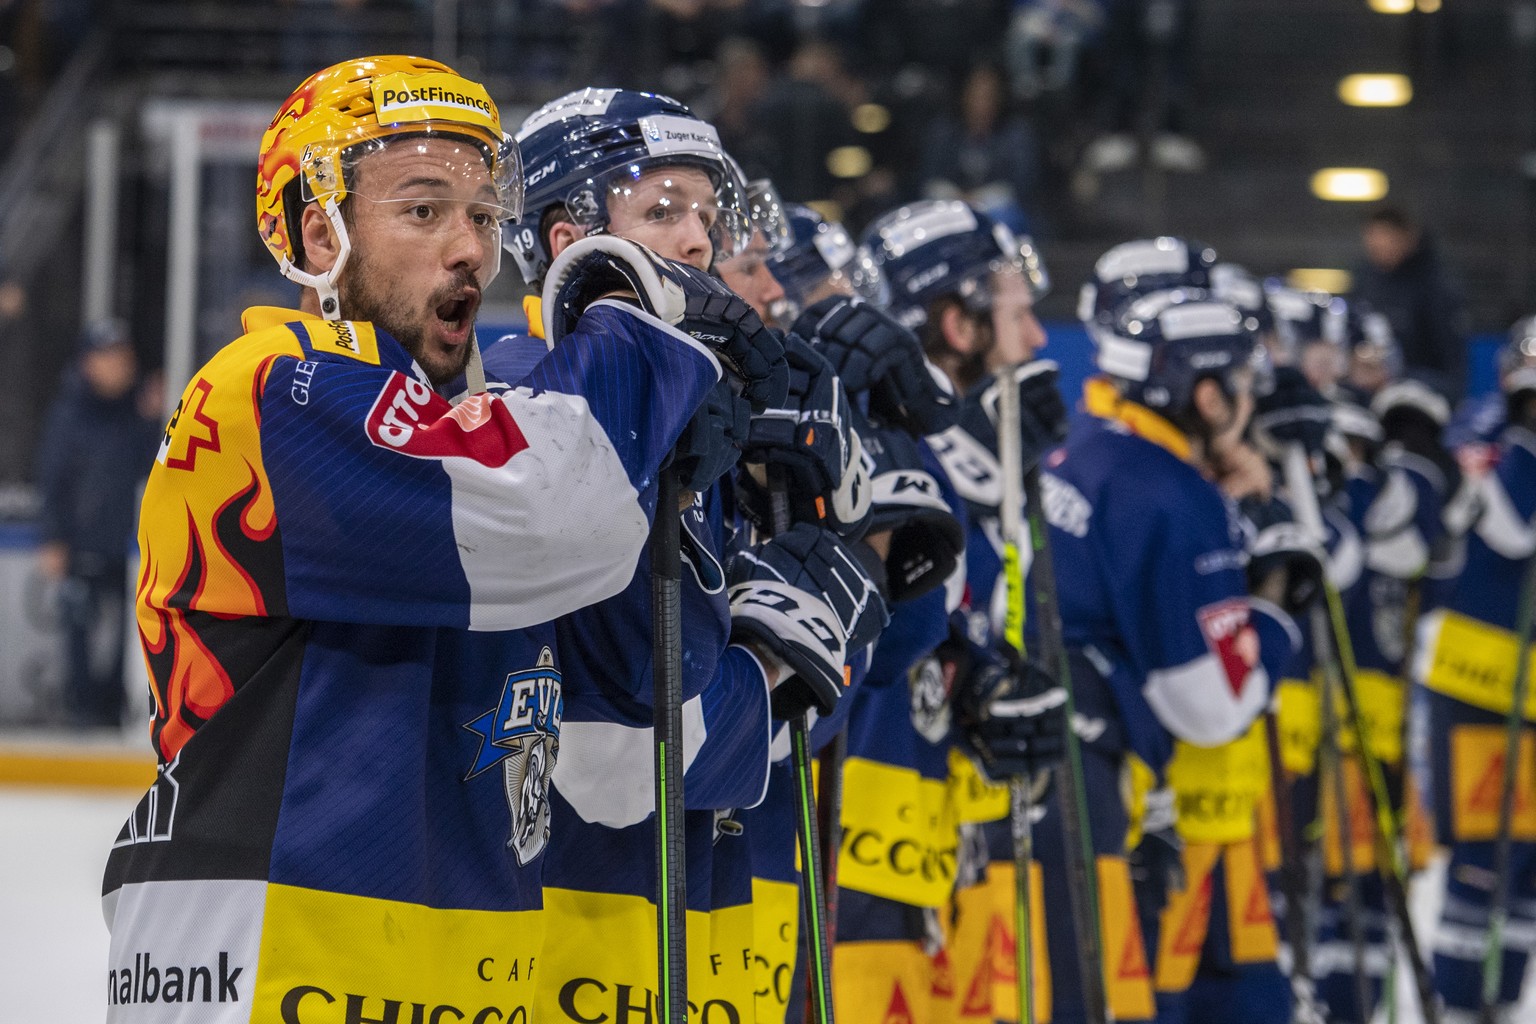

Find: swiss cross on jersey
463;647;564;865
1197;599;1260;696
365;373;529;467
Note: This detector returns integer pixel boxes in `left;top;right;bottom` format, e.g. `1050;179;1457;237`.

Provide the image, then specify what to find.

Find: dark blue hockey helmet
1078;236;1219;346
1501;316;1536;394
861;200;1049;333
766;204;889;322
1210;263;1274;339
1343;298;1402;379
508;87;753;283
1265;282;1347;359
1096;290;1270;415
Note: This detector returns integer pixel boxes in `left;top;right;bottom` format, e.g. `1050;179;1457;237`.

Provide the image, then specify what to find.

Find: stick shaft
1481;547;1536;1019
652;468;687;1023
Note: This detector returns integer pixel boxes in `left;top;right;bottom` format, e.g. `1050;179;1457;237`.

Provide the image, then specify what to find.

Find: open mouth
434;289;480;340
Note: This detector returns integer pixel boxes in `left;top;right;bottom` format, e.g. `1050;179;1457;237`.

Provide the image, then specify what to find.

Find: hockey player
486;87;883;1023
1416;330;1536;1023
766;204;890;327
718;177;791;325
103;56;786;1022
1043;289;1302;1024
809;199;1067;1024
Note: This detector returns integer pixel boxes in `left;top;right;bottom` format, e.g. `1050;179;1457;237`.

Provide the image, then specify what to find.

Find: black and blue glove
727;523;890;719
944;624;1068;784
738;333;872;537
965;360;1069;465
1129;786;1185;923
795;295;959;435
671;380;750;493
1251;366;1332;460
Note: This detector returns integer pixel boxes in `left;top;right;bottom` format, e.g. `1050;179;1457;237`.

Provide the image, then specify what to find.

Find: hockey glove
543;235;789;412
738;333;872;537
728;523;890;719
946;626;1068;785
795;295;959;435
956;361;1069;501
860;411;966;603
671;379;750;493
1247;518;1328;617
1251;366;1332;460
1128;786;1185;921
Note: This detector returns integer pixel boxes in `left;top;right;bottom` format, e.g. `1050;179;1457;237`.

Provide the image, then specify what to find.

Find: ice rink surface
5;783;1536;1024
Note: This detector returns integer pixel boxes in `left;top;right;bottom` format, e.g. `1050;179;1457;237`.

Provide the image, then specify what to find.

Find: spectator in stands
1006;0;1105;101
1351;204;1470;399
1080;0;1202;174
751;36;861;202
35;319;160;729
921;62;1043;235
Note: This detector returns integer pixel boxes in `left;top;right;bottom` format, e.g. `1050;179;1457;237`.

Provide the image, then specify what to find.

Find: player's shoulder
230;307;410;372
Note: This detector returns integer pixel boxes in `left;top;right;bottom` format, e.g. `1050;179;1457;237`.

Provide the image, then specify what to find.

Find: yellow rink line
0;747;156;791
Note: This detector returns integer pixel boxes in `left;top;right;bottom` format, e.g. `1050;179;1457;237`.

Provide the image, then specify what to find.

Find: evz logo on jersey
463;647;564;866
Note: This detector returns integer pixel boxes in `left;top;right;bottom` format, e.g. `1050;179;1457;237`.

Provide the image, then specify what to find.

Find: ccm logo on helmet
377;85;493;117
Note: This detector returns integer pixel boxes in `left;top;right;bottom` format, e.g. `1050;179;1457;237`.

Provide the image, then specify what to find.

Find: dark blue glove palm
960;362;1069;477
737;333;871;537
795;295;958;435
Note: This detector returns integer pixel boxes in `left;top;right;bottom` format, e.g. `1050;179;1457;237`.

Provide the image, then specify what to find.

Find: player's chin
419;328;476;386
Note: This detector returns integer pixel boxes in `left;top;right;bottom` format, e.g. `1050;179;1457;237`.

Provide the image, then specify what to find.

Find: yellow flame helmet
256;55;522;314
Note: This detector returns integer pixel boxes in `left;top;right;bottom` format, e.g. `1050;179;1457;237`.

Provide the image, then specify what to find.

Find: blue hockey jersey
105;303;718;1022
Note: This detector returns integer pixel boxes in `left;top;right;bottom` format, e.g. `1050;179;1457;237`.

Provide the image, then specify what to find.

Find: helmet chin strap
279;197;352;321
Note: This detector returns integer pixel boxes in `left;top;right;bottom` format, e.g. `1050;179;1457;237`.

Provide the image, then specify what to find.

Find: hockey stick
996;366;1039;1024
816;729;846;955
653;466;688;1024
1479;541;1536;1023
768;472;837;1024
1313;604;1374;1024
1261;708;1327;1024
1018;452;1109;1021
1283;444;1441;1024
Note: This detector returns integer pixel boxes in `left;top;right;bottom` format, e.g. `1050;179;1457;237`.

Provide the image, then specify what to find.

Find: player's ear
938;302;976;355
546;220;586;262
300;203;343;274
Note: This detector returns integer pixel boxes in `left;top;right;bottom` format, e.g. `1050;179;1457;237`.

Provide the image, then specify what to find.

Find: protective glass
566;156;753;261
746;178;793;256
303;130;523;224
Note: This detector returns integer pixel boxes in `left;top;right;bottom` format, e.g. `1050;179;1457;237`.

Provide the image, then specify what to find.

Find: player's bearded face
338;139;501;386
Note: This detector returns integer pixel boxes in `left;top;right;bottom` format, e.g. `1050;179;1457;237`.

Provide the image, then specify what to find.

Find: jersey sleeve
1099;470;1277;747
253;305;718;630
1473;426;1536;559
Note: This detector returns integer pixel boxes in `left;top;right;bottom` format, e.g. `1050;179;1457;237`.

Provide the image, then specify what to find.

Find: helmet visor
569;154;752;264
304;130;523;224
746;178;793;256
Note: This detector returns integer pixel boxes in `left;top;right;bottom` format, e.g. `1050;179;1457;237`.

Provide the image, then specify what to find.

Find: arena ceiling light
851;103;892;134
1287;268;1353;293
1368;0;1414;13
1338;74;1412;107
1311;167;1389;201
827;146;873;179
1418;0;1441;11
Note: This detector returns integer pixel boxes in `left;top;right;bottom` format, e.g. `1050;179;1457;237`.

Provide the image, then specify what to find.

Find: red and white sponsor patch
365;374;529;468
1196;598;1260;697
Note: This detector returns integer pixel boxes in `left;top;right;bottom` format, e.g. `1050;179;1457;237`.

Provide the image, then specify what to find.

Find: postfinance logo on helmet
257;56;519;320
